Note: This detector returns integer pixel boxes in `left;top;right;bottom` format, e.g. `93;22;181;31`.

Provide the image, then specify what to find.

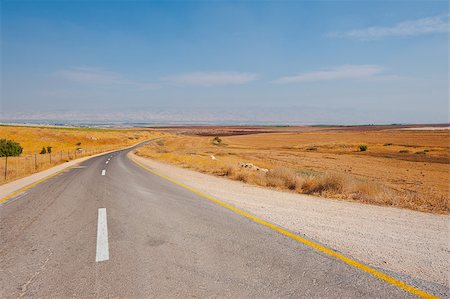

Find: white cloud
330;14;450;40
57;67;158;90
163;71;258;86
273;65;386;84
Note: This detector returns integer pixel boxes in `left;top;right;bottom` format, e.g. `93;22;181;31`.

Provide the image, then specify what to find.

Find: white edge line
101;170;106;176
95;208;109;262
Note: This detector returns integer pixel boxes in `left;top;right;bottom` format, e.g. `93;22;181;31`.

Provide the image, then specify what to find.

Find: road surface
0;143;426;298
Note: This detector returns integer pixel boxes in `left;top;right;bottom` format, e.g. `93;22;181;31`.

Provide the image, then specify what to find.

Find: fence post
60;151;63;161
49;153;52;164
34;154;37;171
4;156;7;181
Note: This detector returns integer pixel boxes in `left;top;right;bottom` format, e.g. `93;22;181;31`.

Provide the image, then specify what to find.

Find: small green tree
0;139;23;157
212;136;222;145
46;146;52;154
358;144;368;152
40;147;47;154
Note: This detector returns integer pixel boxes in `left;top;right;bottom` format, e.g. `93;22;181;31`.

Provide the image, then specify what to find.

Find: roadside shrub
301;173;344;194
46;146;52;154
76;142;82;146
267;168;298;190
383;143;393;146
212;136;222;145
223;165;237;177
306;146;318;151
350;180;382;200
399;150;409;153
358;144;368;152
0;139;23;157
40;147;47;154
266;175;286;188
234;171;249;182
249;172;268;187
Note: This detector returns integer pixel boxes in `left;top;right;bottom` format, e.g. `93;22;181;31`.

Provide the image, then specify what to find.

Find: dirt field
0;125;163;183
136;126;449;213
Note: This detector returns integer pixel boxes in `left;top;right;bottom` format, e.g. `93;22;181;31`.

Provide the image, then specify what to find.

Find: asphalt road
0;143;419;298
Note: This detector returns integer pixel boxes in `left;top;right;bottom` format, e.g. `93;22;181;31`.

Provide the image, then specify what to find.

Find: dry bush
249;172;268;187
266;168;298;190
230;169;254;183
350;180;383;198
222;165;237;177
300;173;345;194
266;175;286;188
399;189;449;213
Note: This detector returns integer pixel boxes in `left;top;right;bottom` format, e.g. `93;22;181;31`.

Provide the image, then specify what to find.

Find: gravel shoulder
130;152;449;296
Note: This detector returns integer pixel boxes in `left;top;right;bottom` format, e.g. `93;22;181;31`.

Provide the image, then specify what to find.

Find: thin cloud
57;67;158;90
330;14;450;41
163;71;258;86
273;65;386;84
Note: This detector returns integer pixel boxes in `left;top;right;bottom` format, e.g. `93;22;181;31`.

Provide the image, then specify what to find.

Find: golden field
0;125;163;183
135;126;449;213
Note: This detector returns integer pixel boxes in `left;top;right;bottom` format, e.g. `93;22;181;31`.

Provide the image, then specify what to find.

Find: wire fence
0;145;121;184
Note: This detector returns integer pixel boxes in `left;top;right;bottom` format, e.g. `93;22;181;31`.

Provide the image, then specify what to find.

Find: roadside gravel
130;152;449;296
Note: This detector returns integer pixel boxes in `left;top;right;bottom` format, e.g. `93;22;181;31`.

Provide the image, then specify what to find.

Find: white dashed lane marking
95;208;109;262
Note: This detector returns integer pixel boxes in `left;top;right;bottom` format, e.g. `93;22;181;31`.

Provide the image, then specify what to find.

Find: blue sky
1;0;448;124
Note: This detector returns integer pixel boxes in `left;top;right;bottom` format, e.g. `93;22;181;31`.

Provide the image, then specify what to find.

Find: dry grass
135;129;449;214
0;125;164;184
0;125;162;153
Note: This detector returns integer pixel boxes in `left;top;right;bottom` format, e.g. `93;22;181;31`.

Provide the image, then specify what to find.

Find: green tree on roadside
212;136;222;145
46;146;52;154
40;147;47;154
0;139;23;157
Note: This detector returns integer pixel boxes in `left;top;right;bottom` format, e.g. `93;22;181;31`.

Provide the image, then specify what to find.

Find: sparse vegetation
358;144;368;152
134;127;449;213
40;147;47;154
306;146;318;151
212;136;222;145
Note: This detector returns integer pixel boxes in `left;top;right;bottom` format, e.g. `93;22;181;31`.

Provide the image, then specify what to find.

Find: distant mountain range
0;106;444;126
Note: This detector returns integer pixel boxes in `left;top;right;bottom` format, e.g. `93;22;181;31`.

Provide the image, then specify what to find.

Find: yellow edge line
130;156;438;299
0;164;79;204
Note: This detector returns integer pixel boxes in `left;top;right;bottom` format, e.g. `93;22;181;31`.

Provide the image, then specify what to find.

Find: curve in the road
0;141;441;298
